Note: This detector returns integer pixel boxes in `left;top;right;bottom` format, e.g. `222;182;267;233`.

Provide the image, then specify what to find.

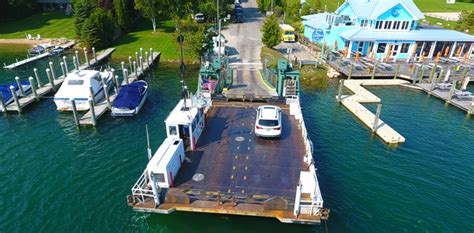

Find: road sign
312;29;324;42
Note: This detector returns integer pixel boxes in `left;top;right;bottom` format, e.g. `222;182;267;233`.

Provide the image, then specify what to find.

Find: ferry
128;58;328;224
54;70;113;111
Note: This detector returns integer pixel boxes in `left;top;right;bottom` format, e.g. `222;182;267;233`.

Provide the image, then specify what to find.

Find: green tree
134;0;165;32
283;0;300;23
301;0;321;16
262;14;281;48
73;0;95;38
456;10;474;34
81;8;116;49
114;0;129;31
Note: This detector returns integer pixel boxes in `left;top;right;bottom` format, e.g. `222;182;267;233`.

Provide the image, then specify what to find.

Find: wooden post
9;85;21;113
446;80;457;103
89;86;95;105
70;98;80;127
73;56;78;71
49;61;56;80
0;93;7;112
140;56;144;72
75;50;80;65
371;62;377;79
88;98;97;126
46;68;56;90
418;65;425;82
60;62;67;77
113;75;120;91
121;61;125;71
62;56;69;73
348;63;354;80
133;61;138;78
84;48;90;67
33;68;42;88
150;48;153;60
123;68;129;85
428;64;437;82
29;77;38;100
140;48;144;59
412;66;418;84
437;68;445;82
146;51;150;67
337;56;343;69
135;52;139;67
128;56;133;71
337;79;344;102
92;47;97;62
429;73;438;95
373;103;382;133
15;76;25;96
393;63;401;79
103;84;111;109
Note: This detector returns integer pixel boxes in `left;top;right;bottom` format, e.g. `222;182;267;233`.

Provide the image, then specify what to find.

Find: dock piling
123;68;129;85
469;102;474;115
140;48;144;59
103;84;111;109
60;62;67;77
150;48;153;59
15;76;25;96
29;77;38;100
49;62;56;80
373;103;382;133
429;73;437;94
114;75;120;91
88;98;97;126
146;51;150;66
133;61;138;78
0;94;6;112
75;50;80;65
135;52;139;67
92;47;97;62
412;66;419;84
73;56;78;70
447;80;457;103
371;62;377;79
46;68;56;90
89;86;95;105
70;98;80;127
9;86;21;113
337;79;344;102
418;65;426;82
121;61;125;71
394;63;401;79
33;68;42;88
128;56;133;71
84;48;90;67
348;63;353;80
140;56;144;72
428;64;437;82
62;56;69;73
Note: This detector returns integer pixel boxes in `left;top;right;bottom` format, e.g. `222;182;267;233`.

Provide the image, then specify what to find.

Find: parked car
255;105;282;138
194;13;205;23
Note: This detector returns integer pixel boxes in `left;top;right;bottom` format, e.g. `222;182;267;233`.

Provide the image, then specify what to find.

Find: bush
262;14;281;48
80;8;116;49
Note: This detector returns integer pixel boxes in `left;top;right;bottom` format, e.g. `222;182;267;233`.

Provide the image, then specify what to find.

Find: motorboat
49;46;65;56
54;69;113;111
0;81;32;105
111;80;148;116
453;90;474;101
29;45;48;55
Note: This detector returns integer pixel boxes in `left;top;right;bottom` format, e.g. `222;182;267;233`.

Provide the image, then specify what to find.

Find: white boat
111;80;148;116
54;70;113;111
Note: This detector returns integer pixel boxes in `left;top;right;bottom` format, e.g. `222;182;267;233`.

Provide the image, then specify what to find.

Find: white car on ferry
255;105;282;138
54;69;113;111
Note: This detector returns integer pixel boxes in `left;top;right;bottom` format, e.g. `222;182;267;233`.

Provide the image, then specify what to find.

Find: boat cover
0;81;30;101
112;81;147;109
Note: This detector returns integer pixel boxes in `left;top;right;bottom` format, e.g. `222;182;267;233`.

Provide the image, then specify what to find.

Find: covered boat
111;80;148;116
54;70;113;111
0;81;32;105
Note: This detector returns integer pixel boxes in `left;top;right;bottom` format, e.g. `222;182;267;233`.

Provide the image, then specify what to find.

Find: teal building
303;0;474;61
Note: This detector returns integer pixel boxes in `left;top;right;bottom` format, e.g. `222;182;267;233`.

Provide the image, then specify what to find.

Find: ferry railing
286;97;324;216
130;171;154;203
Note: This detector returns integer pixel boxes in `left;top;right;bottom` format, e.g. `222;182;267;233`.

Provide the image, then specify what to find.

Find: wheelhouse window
401;43;410;53
377;43;387;53
155;173;165;182
67;80;84;85
168;125;177;136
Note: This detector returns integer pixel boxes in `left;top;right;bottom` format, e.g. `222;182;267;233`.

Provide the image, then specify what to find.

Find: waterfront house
303;0;474;61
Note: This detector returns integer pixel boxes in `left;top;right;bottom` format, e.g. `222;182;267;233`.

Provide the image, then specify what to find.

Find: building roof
340;27;474;42
337;0;424;20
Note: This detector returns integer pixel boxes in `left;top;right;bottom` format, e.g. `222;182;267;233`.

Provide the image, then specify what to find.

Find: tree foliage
0;0;37;21
456;10;474;34
262;14;281;48
301;0;321;16
283;0;300;23
80;8;116;49
134;0;165;32
74;0;95;39
114;0;129;31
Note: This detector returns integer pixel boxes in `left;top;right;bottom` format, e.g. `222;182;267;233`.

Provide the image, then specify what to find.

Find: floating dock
416;83;474;114
1;48;116;113
77;50;161;126
337;79;407;144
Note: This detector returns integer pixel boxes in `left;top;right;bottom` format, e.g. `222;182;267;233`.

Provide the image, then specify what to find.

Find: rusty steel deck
130;101;322;223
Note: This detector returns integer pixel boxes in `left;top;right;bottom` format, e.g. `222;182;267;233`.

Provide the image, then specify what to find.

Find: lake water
0;46;473;232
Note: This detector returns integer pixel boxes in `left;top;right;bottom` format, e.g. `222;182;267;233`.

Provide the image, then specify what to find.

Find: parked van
279;24;296;42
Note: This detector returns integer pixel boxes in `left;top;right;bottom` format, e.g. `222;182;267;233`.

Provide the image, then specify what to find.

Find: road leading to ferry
222;0;277;98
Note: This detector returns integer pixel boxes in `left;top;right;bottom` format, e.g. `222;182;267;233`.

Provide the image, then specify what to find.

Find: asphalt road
222;0;277;98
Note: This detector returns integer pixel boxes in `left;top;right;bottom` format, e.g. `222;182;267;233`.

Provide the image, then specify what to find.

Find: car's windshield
259;119;279;127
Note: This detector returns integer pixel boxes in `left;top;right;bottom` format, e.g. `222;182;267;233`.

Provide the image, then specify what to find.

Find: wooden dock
337;79;407;144
4;53;51;69
416;83;474;114
77;51;161;126
1;48;116;113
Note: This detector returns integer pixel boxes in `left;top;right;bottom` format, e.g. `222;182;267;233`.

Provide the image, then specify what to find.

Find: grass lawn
0;13;75;39
423;16;460;30
319;0;474;12
111;18;195;62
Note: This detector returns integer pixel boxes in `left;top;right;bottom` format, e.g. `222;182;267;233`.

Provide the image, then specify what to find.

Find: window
401;43;410;53
401;21;406;30
384;21;391;29
360;19;369;27
168;125;177;136
67;80;84;85
154;173;165;183
375;21;382;29
377;43;387;53
394;21;400;30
